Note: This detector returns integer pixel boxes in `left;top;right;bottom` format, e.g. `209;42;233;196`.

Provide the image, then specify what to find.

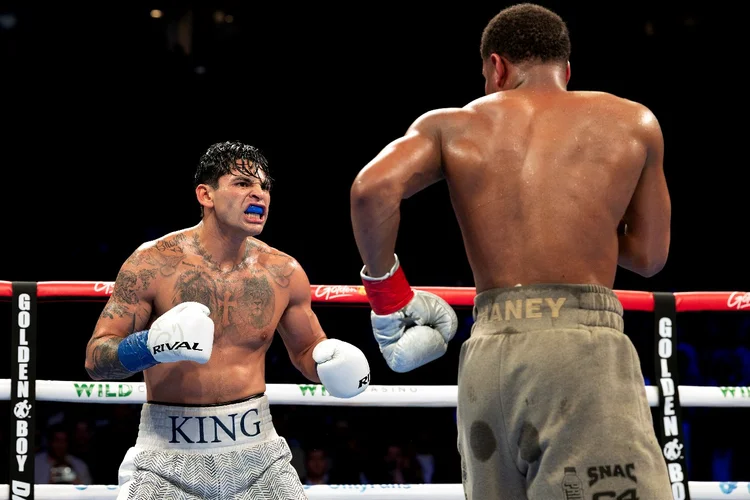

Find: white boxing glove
117;302;215;372
361;254;458;373
313;339;371;398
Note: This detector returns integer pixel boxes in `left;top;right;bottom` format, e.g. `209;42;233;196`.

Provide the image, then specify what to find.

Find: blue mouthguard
245;205;264;215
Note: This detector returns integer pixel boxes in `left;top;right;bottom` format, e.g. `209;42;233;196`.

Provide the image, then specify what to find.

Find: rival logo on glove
152;342;203;355
313;338;371;399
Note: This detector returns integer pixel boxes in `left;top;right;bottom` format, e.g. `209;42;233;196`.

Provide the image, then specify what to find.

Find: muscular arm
275;259;327;382
618;109;671;277
350;110;450;277
84;247;156;380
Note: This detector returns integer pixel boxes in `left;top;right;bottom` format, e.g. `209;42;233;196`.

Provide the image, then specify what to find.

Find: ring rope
0;281;748;312
5;281;749;500
1;482;749;500
3;379;750;407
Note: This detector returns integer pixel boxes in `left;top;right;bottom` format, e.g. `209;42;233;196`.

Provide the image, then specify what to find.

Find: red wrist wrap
361;265;415;315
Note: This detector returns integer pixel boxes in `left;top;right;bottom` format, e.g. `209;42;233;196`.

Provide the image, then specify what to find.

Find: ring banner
10;282;37;499
653;292;690;500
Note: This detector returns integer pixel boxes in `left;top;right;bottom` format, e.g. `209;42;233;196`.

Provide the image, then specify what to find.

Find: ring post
654;292;690;500
10;282;38;499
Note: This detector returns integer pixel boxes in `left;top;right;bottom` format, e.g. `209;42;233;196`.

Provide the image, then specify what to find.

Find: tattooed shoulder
112;269;140;305
248;239;287;258
252;242;297;288
108;244;165;310
137;242;186;278
155;232;188;253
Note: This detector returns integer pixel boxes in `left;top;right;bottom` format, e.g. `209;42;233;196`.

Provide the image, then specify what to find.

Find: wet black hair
194;141;273;192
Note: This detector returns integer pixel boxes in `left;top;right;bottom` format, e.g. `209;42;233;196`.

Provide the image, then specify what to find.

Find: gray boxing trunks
457;284;672;500
117;394;307;500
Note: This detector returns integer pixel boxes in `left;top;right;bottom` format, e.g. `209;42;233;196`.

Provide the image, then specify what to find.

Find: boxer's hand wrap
117;302;215;372
361;254;458;373
313;339;371;398
359;255;414;315
117;330;158;372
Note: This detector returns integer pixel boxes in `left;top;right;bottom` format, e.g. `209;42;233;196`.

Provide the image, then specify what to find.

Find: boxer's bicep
276;262;326;378
86;247;157;379
352;110;449;202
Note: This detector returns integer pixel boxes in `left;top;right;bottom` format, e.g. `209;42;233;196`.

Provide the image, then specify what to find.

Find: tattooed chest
165;269;282;340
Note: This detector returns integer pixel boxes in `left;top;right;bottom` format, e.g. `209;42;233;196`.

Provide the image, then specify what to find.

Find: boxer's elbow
84;350;106;381
84;334;120;380
84;345;98;380
618;232;669;278
85;367;105;381
641;245;669;277
351;170;402;210
84;358;104;380
629;255;666;278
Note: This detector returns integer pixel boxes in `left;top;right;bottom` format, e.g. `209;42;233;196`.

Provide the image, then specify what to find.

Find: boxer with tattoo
85;141;370;500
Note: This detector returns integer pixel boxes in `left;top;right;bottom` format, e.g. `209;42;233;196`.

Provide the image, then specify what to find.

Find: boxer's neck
194;221;249;272
509;62;567;91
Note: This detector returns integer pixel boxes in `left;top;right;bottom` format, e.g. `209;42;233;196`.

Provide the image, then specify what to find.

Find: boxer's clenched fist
360;254;458;372
118;302;215;372
313;338;371;398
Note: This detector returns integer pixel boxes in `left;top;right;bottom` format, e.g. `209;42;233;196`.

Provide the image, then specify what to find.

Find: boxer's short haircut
480;3;571;64
194;140;274;192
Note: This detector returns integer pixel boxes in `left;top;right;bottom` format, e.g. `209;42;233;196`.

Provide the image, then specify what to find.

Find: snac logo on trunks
168;408;262;444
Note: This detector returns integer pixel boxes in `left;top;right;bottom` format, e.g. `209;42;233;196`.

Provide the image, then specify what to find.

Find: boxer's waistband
135;393;277;453
472;283;624;334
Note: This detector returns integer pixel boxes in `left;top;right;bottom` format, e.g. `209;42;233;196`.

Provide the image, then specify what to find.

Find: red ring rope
0;280;747;312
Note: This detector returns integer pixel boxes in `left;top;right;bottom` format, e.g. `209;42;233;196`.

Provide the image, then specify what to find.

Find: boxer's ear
491;53;505;88
196;184;214;209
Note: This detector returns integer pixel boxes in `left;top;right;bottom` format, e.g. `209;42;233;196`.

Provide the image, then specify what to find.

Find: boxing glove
313;339;371;398
361;254;458;373
117;302;215;372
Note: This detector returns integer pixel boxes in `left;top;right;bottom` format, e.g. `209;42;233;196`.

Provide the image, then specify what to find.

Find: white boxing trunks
117;394;307;500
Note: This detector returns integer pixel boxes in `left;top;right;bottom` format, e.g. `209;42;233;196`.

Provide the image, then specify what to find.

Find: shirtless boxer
350;4;672;500
85;140;370;500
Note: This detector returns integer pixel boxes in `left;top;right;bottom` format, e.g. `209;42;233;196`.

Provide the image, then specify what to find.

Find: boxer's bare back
446;89;671;291
85;228;319;404
353;85;671;292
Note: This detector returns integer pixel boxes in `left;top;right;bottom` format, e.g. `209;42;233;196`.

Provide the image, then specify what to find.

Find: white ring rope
1;483;750;500
5;380;748;499
2;379;750;407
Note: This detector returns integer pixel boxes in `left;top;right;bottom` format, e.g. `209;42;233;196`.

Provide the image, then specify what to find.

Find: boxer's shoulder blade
441;91;655;288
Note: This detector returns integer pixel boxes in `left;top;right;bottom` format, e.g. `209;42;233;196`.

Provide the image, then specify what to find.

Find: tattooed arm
275;259;327;382
84;246;157;380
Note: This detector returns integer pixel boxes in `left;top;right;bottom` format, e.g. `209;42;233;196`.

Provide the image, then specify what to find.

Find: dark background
1;0;748;489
